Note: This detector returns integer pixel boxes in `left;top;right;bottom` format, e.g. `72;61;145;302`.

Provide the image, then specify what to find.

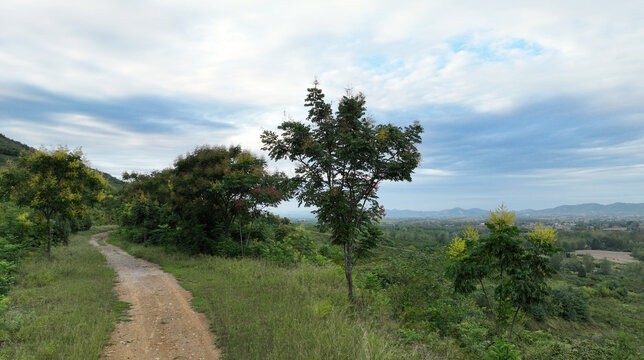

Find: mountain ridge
386;202;644;219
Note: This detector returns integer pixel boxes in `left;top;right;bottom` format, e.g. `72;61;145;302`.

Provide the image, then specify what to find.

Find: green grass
0;226;126;360
109;231;422;360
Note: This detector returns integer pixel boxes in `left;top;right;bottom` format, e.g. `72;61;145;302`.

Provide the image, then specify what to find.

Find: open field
574;250;638;263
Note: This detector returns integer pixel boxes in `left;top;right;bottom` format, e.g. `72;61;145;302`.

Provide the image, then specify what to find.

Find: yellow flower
449;236;466;259
461;226;479;241
528;223;557;245
488;204;515;227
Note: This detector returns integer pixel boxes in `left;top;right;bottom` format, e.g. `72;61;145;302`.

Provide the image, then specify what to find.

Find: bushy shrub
550;286;589;321
565;256;583;273
0;260;16;295
598;258;612;275
0;238;21;264
522;337;611;359
582;255;595;273
577;266;586;277
550;252;565;271
486;336;520;360
261;239;301;266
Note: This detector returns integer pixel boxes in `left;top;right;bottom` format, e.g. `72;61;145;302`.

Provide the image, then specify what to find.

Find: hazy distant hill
0;133;123;188
385;208;489;219
517;203;644;218
383;203;644;219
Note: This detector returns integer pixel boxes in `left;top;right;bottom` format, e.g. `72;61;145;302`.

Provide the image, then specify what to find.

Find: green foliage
261;82;423;300
598;258;612;275
447;206;562;342
0;148;106;255
119;146;291;255
632;246;644;261
0;202;40;248
565;256;583;273
549;286;589;321
550;252;565;271
582;255;595;273
486;336;521;360
556;229;644;252
0;134;32;165
577;266;586;277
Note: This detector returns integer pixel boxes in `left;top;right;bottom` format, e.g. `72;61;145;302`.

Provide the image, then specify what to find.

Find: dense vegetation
0;134;31;166
355;220;644;359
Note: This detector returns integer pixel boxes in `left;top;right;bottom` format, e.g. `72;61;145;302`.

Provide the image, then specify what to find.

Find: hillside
0;133;32;165
518;202;644;218
0;133;124;188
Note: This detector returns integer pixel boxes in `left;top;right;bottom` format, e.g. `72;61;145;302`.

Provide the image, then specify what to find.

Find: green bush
598;259;612;275
0;260;16;295
550;286;589;321
486;336;520;360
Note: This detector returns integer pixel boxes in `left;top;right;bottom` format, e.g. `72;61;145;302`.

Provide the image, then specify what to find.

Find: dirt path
90;232;220;360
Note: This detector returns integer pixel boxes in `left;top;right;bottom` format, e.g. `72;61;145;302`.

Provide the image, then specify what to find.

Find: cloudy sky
1;0;643;212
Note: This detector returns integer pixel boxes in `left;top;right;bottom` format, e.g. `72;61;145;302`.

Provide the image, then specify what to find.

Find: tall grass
110;232;421;360
0;226;127;360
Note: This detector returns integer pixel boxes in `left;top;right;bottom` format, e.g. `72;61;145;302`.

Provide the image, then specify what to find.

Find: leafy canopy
261;82;423;299
0;147;105;254
447;205;562;341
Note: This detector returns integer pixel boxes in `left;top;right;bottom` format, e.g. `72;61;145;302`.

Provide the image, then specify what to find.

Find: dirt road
90;232;220;360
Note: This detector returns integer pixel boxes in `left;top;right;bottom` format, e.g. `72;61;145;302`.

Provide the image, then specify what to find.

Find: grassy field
0;226;127;360
108;231;423;360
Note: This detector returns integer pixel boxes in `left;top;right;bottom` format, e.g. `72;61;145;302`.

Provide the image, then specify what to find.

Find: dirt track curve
90;232;220;360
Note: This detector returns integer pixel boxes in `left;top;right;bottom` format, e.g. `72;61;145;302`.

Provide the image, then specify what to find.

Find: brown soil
90;232;220;360
574;249;638;264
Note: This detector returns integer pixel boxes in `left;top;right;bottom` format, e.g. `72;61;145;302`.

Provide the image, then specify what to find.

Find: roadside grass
109;231;422;360
0;226;127;360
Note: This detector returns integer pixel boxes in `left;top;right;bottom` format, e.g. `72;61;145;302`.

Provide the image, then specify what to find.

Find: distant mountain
517;203;644;218
385;203;644;219
0;133;123;188
278;203;644;220
385;208;489;219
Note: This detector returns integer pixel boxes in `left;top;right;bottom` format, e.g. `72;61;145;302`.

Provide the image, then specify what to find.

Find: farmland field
574;249;637;263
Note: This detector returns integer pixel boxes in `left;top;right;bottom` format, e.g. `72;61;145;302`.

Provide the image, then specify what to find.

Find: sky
1;0;643;213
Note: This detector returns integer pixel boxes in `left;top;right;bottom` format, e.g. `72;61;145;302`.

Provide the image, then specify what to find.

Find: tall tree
0;148;106;256
261;82;423;300
171;145;290;250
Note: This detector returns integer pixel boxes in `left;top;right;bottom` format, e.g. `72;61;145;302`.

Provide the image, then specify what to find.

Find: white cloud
1;1;643;113
415;168;455;176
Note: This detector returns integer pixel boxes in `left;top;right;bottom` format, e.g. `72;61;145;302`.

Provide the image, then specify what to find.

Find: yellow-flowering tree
0;148;105;256
447;205;561;343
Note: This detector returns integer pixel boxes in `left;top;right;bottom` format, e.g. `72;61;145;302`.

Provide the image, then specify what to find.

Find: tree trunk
507;306;520;343
344;241;354;302
478;278;495;321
